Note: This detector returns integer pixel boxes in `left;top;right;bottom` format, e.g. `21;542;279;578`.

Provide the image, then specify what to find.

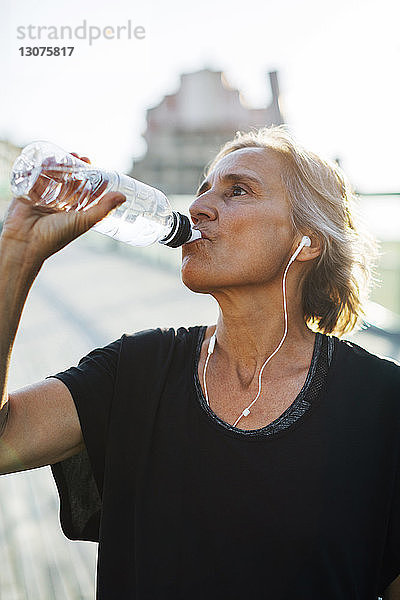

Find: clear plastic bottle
10;141;201;248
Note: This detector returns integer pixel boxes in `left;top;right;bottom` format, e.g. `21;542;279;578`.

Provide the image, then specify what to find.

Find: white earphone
301;236;312;247
203;234;312;427
289;235;311;264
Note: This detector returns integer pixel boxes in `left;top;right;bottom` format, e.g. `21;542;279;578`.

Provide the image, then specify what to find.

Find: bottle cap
160;212;196;248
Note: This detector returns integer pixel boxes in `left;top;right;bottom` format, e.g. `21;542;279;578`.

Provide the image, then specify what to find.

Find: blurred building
130;69;284;195
0;139;21;217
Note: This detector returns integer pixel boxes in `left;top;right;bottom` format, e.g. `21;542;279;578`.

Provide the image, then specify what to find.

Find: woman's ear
296;234;322;262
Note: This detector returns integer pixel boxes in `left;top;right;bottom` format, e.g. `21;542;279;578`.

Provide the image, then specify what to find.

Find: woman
0;126;399;599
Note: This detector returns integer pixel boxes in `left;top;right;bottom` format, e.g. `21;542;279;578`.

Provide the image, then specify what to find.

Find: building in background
130;69;283;195
0;139;21;217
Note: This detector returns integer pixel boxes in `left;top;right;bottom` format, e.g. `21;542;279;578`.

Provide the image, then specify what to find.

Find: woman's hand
1;153;126;268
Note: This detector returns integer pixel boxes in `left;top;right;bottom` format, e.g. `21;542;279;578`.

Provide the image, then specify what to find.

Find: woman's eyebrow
196;172;264;196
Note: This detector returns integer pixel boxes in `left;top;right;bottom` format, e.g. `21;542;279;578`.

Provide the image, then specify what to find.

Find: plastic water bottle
10;141;202;248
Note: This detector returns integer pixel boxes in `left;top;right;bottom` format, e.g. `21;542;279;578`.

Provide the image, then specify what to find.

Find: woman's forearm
0;189;125;436
0;237;42;432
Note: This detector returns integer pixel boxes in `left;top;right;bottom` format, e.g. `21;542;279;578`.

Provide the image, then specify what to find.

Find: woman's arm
0;185;125;472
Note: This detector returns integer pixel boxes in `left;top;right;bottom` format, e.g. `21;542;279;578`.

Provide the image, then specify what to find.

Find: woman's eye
231;185;247;196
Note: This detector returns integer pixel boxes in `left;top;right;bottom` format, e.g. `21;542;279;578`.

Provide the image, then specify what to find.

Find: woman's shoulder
122;325;206;343
120;325;207;357
116;326;208;379
330;333;400;382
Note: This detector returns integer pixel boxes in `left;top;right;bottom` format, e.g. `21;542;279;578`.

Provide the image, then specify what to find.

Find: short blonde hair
207;126;379;337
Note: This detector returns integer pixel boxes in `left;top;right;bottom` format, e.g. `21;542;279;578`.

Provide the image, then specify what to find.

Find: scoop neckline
192;325;335;441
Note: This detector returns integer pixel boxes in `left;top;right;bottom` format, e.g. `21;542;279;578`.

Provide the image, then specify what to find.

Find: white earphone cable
203;238;308;428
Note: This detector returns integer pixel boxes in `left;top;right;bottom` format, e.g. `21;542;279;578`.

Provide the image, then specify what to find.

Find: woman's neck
210;281;315;373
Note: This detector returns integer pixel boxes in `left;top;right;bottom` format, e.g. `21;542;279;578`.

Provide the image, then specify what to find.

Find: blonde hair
206;126;379;337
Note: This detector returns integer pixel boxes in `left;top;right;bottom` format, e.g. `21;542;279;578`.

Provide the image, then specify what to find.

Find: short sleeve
47;337;122;542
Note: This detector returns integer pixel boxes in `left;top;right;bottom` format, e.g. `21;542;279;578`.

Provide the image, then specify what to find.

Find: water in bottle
10;141;201;247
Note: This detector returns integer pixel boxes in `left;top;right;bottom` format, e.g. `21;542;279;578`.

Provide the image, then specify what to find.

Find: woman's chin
181;274;211;294
180;264;214;294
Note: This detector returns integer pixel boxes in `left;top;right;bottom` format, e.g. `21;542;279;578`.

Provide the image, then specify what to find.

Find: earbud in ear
288;235;312;264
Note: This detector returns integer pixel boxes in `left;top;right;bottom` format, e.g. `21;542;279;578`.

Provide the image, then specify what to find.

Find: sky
1;0;399;193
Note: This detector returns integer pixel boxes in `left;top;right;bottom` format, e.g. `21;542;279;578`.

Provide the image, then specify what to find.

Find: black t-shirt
48;326;400;599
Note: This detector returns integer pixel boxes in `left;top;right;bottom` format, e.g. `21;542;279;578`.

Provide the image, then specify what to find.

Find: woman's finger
70;152;91;164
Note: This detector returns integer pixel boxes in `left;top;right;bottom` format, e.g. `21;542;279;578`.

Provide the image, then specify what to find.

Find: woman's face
181;146;295;294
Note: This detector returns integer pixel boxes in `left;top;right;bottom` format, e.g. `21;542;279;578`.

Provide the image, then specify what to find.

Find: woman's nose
189;193;218;225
